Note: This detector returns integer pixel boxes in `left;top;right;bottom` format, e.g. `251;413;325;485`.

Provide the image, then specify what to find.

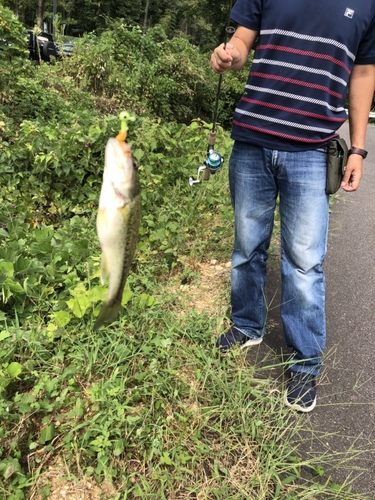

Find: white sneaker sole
284;391;317;413
240;336;263;349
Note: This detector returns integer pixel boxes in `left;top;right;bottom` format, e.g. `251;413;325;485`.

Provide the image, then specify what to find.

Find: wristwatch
348;147;368;159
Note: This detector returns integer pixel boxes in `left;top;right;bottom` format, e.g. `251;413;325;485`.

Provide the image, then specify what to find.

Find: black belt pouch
326;138;348;194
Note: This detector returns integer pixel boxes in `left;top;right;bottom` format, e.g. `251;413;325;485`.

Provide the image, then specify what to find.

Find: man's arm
210;26;259;74
341;64;375;191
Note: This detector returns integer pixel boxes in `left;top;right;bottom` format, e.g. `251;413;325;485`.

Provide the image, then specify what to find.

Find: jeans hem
289;366;321;378
233;326;264;341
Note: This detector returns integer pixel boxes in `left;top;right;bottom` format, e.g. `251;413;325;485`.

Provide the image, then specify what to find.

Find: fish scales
108;190;141;305
93;137;141;331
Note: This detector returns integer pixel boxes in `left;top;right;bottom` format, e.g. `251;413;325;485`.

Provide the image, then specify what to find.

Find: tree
3;0;233;45
36;0;44;28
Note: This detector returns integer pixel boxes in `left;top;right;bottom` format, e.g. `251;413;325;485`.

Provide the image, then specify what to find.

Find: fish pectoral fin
100;255;110;285
93;300;122;331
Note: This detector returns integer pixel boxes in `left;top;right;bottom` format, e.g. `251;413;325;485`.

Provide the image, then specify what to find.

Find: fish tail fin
93;300;121;331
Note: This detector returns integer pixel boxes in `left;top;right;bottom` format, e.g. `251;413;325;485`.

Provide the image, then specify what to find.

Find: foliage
1;18;248;126
0;5;28;60
4;0;232;45
0;109;233;324
0;5;29;97
0;110;367;500
58;24;247;125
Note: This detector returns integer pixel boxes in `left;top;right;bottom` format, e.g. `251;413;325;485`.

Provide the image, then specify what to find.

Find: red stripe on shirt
232;119;340;143
250;72;343;98
257;44;351;74
241;97;345;122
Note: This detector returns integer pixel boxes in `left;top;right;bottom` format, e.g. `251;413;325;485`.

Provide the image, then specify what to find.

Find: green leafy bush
0;5;28;64
57;24;248;124
0;110;232;326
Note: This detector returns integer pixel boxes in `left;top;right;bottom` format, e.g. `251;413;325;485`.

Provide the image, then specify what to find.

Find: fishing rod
189;13;235;187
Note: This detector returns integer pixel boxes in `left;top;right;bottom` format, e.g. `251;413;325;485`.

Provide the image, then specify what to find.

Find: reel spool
189;149;224;186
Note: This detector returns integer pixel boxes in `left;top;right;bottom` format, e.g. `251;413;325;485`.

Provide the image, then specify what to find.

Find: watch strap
348;147;368;159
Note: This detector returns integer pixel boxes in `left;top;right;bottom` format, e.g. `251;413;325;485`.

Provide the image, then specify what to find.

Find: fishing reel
189;148;224;186
189;129;225;186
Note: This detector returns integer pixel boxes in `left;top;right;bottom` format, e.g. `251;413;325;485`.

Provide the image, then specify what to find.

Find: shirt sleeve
355;15;375;64
230;0;263;31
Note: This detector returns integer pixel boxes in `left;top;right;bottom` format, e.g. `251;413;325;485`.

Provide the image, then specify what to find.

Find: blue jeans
229;142;330;376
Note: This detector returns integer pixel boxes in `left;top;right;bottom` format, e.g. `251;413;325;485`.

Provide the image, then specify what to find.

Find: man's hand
210;43;241;74
345;63;375;192
341;155;363;192
210;27;259;74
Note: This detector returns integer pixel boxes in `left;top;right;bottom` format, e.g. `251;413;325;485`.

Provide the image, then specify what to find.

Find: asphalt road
246;121;375;497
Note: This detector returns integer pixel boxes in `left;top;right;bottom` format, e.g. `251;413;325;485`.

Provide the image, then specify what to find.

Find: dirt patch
30;464;117;499
177;259;231;316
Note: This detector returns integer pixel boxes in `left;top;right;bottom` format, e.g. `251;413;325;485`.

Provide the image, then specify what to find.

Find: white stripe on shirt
235;108;336;133
244;84;346;112
260;29;356;60
252;59;348;87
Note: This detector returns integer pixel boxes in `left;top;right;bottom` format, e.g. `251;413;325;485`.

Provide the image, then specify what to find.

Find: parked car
27;30;59;62
62;41;74;57
26;31;75;62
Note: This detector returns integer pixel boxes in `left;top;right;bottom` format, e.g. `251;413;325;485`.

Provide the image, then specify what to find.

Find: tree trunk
37;0;44;29
13;1;19;18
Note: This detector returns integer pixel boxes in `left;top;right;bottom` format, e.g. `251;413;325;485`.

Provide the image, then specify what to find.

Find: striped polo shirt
230;0;375;151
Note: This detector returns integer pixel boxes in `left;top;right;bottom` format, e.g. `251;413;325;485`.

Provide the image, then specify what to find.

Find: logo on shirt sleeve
344;8;355;18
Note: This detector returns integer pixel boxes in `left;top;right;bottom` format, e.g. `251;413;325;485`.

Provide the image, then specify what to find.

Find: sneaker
285;372;317;413
216;327;263;353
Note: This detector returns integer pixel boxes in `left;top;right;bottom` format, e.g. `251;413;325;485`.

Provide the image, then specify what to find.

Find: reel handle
188;151;224;186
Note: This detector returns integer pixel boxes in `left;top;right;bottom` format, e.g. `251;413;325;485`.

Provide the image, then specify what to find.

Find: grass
1;265;372;499
0;139;372;500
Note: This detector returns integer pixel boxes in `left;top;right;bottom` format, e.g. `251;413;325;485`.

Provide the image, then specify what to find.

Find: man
211;0;375;412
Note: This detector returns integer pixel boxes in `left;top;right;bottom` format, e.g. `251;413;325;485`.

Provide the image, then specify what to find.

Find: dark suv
27;30;59;62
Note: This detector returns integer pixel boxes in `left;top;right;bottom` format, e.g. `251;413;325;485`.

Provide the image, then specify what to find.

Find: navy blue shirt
230;0;375;151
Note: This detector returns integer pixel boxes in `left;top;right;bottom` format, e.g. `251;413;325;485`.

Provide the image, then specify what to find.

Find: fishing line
189;0;235;186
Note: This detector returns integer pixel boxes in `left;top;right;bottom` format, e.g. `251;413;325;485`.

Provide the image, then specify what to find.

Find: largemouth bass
93;135;141;331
